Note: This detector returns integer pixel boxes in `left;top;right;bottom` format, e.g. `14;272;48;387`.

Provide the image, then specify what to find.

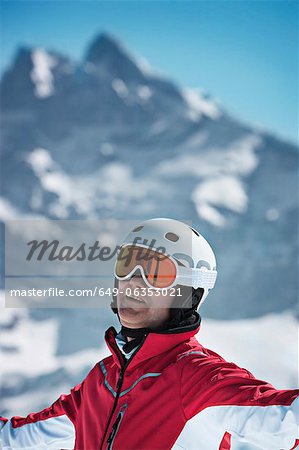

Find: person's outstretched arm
0;382;82;449
179;351;299;449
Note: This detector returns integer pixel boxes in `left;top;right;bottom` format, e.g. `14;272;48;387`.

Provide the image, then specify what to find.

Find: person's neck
121;325;150;342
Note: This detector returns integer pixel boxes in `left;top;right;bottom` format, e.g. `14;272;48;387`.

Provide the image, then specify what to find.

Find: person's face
117;272;177;329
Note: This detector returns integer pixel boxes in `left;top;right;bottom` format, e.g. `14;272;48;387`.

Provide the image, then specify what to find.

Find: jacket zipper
100;363;125;450
100;334;147;450
106;404;128;450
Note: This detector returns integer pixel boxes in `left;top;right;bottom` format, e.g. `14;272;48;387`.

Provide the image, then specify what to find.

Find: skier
0;218;298;449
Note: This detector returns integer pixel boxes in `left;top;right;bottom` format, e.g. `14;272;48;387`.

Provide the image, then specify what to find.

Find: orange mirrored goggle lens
115;245;177;288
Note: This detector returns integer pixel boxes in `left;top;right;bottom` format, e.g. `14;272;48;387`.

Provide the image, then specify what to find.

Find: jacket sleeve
0;381;83;450
180;353;299;449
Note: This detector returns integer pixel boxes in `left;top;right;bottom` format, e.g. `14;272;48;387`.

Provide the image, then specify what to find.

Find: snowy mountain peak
1;46;74;107
85;33;123;59
84;32;144;81
11;47;62;75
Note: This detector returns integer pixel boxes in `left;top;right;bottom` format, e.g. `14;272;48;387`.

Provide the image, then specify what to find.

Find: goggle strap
179;267;217;289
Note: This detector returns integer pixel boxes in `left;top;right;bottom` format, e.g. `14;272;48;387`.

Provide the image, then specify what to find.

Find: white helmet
118;218;217;307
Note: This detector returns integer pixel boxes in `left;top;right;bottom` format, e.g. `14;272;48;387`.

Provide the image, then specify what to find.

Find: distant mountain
0;32;298;319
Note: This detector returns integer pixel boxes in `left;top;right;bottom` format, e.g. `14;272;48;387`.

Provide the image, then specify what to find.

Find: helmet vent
132;225;144;232
191;227;200;237
165;232;179;242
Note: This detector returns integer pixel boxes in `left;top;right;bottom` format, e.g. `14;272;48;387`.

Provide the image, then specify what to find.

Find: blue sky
1;1;298;143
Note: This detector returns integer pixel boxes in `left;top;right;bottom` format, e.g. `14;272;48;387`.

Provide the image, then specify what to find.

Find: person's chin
118;306;149;328
118;307;147;328
119;306;140;317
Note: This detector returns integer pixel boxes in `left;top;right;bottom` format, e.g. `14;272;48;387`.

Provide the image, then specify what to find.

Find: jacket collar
105;313;201;369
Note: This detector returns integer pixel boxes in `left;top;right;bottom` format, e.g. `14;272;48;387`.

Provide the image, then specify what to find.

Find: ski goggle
114;244;217;290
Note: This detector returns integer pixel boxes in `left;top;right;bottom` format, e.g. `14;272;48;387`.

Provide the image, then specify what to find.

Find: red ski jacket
0;322;299;449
